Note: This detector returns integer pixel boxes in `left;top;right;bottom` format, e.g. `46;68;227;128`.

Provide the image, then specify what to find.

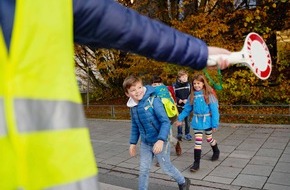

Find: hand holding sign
207;32;272;80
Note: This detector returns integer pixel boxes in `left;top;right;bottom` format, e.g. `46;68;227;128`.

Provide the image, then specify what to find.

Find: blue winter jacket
127;85;170;145
0;0;208;70
177;90;219;130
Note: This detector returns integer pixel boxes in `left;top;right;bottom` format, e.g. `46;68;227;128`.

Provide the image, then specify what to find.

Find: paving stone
274;162;290;173
171;159;192;172
244;138;267;144
232;174;267;189
228;150;256;159
253;128;274;134
102;156;128;165
237;143;261;151
124;157;139;164
182;165;214;180
241;164;273;176
279;153;290;163
261;142;287;150
248;133;270;139
226;134;249;140
249;156;278;166
203;175;233;184
256;148;283;158
231;128;255;136
267;171;290;186
221;139;243;146
271;129;290;138
220;157;249;168
284;146;290;154
188;178;241;190
209;166;242;178
97;150;121;159
115;151;132;159
218;145;236;153
118;162;138;169
266;136;289;143
263;183;290;190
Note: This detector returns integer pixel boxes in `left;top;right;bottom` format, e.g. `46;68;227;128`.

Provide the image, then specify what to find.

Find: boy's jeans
139;141;185;190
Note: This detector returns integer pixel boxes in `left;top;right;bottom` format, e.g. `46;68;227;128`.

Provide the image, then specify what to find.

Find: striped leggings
194;128;217;150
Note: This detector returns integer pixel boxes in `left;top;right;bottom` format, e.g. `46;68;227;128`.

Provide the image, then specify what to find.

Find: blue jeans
139;141;185;190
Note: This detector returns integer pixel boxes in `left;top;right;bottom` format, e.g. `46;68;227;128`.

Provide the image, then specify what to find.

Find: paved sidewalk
100;182;132;190
88;119;290;190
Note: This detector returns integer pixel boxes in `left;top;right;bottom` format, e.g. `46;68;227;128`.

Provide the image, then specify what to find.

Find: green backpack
147;96;178;118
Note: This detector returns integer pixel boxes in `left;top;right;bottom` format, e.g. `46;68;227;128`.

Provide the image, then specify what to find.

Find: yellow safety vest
0;1;98;189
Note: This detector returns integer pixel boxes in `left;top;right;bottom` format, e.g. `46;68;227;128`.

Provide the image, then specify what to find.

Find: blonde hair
189;74;217;105
123;75;143;93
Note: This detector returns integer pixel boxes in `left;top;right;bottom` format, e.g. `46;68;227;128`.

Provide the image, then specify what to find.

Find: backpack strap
144;96;155;114
148;96;155;108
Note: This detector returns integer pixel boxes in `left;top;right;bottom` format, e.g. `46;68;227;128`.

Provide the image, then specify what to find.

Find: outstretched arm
74;0;229;70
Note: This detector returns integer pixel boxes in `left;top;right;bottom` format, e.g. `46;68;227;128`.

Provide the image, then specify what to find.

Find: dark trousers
177;107;190;135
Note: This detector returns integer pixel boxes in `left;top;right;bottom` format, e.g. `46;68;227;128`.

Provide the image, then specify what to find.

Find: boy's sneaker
184;134;192;141
178;177;191;190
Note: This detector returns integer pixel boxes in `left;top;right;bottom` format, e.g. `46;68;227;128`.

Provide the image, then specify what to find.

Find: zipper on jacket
150;121;159;133
136;108;147;143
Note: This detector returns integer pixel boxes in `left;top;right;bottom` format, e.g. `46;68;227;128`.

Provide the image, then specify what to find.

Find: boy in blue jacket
123;75;190;190
174;74;220;172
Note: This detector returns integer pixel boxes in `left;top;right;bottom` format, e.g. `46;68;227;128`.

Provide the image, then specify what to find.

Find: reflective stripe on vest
46;175;99;190
0;98;6;136
15;99;86;133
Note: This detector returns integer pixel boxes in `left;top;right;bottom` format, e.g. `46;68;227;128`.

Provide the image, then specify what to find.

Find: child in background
173;70;192;141
123;75;190;190
151;75;182;157
174;74;220;172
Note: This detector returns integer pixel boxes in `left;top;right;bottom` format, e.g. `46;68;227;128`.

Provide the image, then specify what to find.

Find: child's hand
153;140;164;154
129;144;136;157
173;121;182;127
212;128;217;132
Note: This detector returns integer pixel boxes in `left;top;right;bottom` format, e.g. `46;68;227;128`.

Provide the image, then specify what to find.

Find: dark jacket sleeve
73;0;208;70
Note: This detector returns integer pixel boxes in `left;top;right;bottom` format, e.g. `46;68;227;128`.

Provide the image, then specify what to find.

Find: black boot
211;143;220;161
178;177;190;190
190;149;201;172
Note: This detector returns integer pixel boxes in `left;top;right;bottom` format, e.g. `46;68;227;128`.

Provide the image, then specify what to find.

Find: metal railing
83;104;290;124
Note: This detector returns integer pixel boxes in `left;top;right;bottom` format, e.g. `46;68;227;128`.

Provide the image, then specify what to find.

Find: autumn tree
75;0;290;104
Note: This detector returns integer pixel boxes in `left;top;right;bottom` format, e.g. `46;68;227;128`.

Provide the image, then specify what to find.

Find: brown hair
151;75;163;84
123;75;143;93
177;69;188;78
189;74;216;105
